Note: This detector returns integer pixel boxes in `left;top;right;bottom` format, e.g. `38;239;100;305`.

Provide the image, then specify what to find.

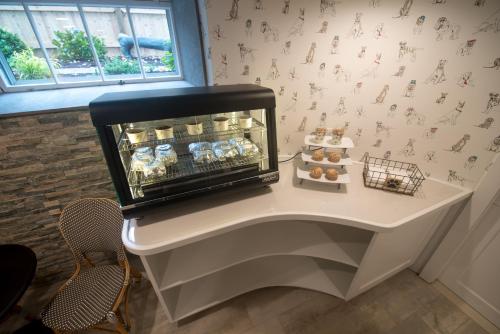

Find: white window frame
0;0;182;93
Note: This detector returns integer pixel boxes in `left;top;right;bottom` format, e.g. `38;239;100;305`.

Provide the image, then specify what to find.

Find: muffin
311;150;324;161
309;167;323;179
327;152;341;163
325;168;338;181
332;128;345;137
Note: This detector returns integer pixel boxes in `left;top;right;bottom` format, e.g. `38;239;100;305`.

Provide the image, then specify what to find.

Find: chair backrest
59;198;126;263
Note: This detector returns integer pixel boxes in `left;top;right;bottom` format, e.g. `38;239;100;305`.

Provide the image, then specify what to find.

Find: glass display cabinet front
112;109;271;200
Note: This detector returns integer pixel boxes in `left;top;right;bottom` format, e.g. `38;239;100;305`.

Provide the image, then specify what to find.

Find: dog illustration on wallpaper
304;43;317;64
449;134;471;153
318;63;326;78
393;65;406;77
484;57;500;70
320;0;337;16
280;114;286;126
474;0;486;6
355;106;365;117
424;151;437;163
369;0;381;8
394;0;413;18
213;25;225;40
308;101;318;111
289;8;305;37
282;41;291;55
474;9;500;34
282;0;290;14
237;43;255;62
423;127;438;139
255;77;261;85
464;156;478;170
241;65;249;76
227;0;239;21
285;92;298;112
434;17;461;40
360;53;382;78
267;59;280;80
334;97;347;115
398;42;419;62
215;54;228;79
358;46;367;58
309;83;325;98
476;117;494;129
374;23;386;39
457;72;473;87
487;135;500;152
298;117;307;132
448;170;465;185
318;21;329;33
333;65;351;82
387;104;398;117
414;16;426;35
245;19;253;37
400;138;416;156
405;107;426;125
437;101;465;126
320;112;327;126
288;67;299;80
384;151;392;160
353;82;363;95
373;139;382;147
348;13;364;39
425;59;447;84
254;0;263;10
374;85;389;104
278;86;285;96
354;128;363;144
436;92;448;104
260;22;279;42
484;93;500;113
457;39;476;56
404;80;417;98
331;35;340;54
375;121;392;137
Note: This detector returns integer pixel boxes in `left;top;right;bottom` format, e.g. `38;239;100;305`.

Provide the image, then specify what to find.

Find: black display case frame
90;84;279;213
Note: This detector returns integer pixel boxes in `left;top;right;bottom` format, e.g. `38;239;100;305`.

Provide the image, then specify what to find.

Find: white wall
201;0;500;189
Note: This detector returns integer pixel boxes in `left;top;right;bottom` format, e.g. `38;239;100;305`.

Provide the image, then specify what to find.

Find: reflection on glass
0;5;54;85
29;5;100;83
82;6;141;80
129;8;177;78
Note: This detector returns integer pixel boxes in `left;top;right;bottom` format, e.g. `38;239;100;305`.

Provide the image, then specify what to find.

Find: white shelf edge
301;152;353;166
304;135;354;149
162;256;356;321
297;167;351;184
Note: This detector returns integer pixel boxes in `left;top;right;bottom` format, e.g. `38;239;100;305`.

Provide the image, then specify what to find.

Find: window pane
29;5;101;83
0;5;55;85
129;8;177;78
82;6;142;81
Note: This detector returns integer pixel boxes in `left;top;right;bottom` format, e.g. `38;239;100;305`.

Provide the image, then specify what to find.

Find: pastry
311;150;324;161
309;167;323;179
332;128;345;137
325;168;338;181
130;147;154;171
155;144;178;166
327;152;341;163
313;127;327;142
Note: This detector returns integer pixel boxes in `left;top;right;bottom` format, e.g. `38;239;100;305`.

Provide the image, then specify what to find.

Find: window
0;1;181;92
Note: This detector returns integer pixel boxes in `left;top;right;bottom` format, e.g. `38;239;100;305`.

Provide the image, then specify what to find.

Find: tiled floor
5;269;497;334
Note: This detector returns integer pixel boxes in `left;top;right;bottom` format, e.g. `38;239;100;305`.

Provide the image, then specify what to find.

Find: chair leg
124;285;131;329
115;320;128;334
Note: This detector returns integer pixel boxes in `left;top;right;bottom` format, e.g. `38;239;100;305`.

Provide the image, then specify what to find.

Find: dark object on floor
0;244;37;321
13;320;53;334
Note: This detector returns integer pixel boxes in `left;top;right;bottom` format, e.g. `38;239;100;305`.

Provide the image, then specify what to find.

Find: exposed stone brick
0;109;115;287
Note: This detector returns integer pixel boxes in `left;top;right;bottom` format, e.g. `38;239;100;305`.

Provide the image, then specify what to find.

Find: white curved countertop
123;159;472;255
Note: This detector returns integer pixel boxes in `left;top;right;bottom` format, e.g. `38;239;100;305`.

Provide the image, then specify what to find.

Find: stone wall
0;110;116;286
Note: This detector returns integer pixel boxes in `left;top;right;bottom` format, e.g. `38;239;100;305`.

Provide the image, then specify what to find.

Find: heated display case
90;84;279;212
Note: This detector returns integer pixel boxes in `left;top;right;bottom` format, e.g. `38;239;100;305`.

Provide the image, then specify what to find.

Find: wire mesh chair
41;198;134;334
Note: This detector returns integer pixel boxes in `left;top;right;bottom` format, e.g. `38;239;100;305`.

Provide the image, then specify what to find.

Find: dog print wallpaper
199;0;500;189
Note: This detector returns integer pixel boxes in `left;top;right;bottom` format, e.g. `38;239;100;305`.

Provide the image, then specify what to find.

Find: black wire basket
362;154;425;196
